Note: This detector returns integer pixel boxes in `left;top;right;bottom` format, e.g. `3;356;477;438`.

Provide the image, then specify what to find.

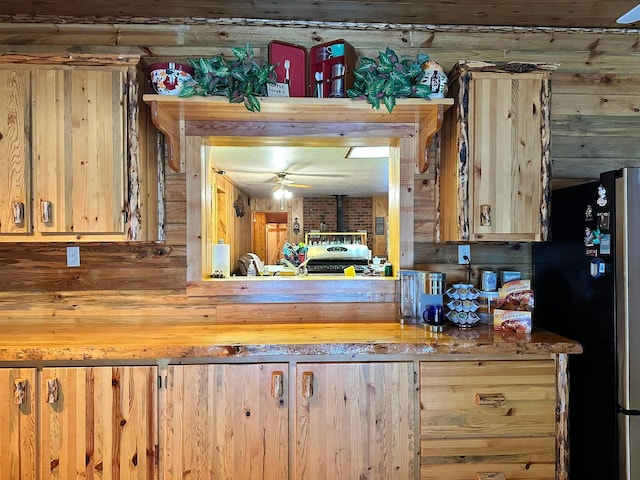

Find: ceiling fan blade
617;4;640;23
288;183;313;189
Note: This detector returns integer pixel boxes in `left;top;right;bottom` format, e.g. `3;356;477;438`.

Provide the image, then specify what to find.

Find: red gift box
268;39;356;98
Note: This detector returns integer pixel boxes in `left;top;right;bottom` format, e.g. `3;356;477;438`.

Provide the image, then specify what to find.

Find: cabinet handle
475;393;506;406
41;200;53;224
46;378;59;403
12;201;25;225
302;371;314;398
13;378;27;405
480;204;492;226
272;371;284;398
476;473;506;480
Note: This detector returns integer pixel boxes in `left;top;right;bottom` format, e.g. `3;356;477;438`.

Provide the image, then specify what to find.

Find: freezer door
615;167;640;480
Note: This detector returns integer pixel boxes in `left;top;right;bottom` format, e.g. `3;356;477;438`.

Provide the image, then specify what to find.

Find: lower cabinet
161;361;416;480
0;366;158;480
1;358;562;480
0;368;36;480
419;359;557;480
294;362;415;480
161;363;289;480
40;366;158;480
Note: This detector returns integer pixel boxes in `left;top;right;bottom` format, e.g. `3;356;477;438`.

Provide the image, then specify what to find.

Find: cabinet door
0;368;36;480
295;362;415;480
162;363;289;480
0;69;31;235
469;72;548;241
420;360;556;480
32;68;126;236
40;366;158;480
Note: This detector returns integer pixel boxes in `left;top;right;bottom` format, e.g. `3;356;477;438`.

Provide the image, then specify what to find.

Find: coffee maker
399;270;446;329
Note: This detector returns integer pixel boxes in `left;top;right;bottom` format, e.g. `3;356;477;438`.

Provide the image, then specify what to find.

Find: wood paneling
0;0;633;29
0;20;637;320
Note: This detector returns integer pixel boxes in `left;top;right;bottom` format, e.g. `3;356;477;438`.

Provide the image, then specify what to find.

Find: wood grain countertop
0;320;582;363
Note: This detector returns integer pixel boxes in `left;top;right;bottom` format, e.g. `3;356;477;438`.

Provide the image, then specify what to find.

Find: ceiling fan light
617;3;640;23
273;186;292;199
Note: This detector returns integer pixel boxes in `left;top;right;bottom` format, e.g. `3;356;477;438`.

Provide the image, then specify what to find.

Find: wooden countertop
0;320;582;362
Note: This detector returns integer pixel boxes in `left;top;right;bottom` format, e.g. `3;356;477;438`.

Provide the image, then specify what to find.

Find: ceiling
1;0;639;29
209;145;389;199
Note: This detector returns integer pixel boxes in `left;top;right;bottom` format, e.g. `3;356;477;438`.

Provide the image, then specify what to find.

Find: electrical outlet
66;246;80;267
458;245;471;264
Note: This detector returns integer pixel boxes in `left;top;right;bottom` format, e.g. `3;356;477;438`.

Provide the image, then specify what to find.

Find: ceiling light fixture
346;146;390;159
273;185;292;199
617;4;640;23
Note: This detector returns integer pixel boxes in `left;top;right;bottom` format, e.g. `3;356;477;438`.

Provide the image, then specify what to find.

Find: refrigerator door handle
618;405;640;415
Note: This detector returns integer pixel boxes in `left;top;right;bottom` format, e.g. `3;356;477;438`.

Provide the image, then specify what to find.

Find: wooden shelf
143;95;453;172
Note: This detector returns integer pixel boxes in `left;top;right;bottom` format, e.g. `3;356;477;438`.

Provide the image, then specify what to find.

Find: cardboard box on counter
493;280;534;333
493;309;532;333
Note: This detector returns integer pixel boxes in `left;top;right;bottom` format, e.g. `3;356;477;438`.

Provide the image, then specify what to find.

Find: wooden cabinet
1;366;157;480
162;361;415;480
294;362;415;480
32;68;127;237
0;368;36;480
438;61;556;242
0;54;156;242
0;69;31;236
162;363;289;480
419;359;557;480
40;366;158;480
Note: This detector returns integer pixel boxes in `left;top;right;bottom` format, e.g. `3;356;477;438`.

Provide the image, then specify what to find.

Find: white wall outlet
66;246;80;267
458;245;471;264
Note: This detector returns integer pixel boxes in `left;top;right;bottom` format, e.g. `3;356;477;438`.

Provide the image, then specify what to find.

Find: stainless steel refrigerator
533;167;640;480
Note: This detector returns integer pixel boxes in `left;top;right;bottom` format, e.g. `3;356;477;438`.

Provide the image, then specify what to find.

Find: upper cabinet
438;61;557;242
0;54;157;242
33;68;127;236
0;69;30;236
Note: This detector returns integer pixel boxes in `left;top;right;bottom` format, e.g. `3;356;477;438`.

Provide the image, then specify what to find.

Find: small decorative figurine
419;61;448;98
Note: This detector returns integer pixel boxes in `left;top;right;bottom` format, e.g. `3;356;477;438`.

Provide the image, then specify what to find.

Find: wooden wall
0;20;638;320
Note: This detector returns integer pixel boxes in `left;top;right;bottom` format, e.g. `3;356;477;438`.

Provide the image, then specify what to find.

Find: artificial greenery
347;47;433;112
179;44;277;112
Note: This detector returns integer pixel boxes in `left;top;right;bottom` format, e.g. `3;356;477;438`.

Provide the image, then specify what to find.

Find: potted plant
347;47;434;113
179;44;278;112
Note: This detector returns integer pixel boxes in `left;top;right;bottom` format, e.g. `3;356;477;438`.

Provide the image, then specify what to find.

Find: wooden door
40;366;158;480
162;363;289;480
32;68;126;236
295;362;415;480
0;68;31;236
469;72;547;241
266;222;288;264
252;211;268;261
0;368;36;480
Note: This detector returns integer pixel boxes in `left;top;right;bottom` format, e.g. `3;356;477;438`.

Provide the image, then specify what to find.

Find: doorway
252;211;288;266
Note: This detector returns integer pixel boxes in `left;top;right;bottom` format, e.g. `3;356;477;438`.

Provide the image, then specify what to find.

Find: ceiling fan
272;172;313;190
272;172;313;200
617;4;640;23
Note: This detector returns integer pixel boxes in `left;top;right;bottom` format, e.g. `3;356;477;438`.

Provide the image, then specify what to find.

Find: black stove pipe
335;195;345;232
